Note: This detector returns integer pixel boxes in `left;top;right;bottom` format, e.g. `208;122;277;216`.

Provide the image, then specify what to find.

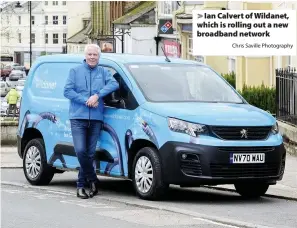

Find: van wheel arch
21;128;44;158
128;139;159;179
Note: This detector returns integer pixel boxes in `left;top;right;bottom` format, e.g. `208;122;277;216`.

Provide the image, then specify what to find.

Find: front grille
210;163;280;178
180;154;202;176
211;126;271;140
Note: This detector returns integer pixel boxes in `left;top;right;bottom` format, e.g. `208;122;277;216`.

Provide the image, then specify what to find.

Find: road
2;183;230;228
2;169;297;228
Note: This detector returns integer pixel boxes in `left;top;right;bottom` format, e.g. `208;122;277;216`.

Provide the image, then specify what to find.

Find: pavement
1;146;297;201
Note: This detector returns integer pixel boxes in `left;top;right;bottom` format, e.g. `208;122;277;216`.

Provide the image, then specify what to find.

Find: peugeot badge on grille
240;129;248;139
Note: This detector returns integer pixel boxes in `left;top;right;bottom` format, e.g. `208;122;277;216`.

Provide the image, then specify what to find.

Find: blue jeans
70;119;102;188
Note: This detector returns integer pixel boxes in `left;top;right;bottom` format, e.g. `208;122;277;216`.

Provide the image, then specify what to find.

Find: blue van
17;54;286;200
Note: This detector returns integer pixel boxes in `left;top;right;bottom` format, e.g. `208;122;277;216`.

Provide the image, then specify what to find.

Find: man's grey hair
84;44;101;55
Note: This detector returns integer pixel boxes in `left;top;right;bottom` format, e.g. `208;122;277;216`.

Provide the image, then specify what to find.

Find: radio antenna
161;46;171;62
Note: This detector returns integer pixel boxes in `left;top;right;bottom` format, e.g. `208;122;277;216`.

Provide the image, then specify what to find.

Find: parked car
17;54;286;200
0;81;11;97
9;71;24;81
11;66;26;78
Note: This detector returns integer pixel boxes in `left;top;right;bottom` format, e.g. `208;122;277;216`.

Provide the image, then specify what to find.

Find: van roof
35;53;205;65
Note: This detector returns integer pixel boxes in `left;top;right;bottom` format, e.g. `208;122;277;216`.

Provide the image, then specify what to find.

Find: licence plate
230;153;265;164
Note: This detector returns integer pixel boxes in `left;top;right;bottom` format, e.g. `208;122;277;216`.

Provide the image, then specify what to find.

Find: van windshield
126;63;244;103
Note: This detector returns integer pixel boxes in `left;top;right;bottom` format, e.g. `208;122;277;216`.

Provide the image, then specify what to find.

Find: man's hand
86;94;99;107
92;101;99;108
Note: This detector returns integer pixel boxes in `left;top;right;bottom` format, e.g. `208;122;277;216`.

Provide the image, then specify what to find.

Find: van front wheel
234;183;269;198
23;138;55;185
132;147;168;201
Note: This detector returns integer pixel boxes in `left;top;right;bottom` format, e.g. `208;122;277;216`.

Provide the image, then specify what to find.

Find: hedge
221;72;276;114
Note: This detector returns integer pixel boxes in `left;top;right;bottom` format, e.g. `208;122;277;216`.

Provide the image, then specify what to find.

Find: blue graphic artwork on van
19;110;58;136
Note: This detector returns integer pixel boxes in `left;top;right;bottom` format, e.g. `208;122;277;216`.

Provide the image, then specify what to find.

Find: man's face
85;47;99;67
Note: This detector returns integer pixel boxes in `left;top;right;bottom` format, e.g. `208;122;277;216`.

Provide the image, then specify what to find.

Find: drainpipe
154;36;161;55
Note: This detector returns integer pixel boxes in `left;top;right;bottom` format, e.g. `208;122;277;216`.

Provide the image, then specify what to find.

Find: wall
67;1;90;39
1;121;18;145
130;25;157;55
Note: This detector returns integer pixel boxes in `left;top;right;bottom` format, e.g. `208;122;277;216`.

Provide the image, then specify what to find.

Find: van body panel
17;54;286;194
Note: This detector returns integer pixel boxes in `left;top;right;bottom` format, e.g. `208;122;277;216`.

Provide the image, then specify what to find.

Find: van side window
103;66;138;110
31;62;80;98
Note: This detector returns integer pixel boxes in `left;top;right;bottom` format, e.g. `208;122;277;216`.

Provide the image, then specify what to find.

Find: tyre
234;183;269;199
132;147;168;201
23;138;55;185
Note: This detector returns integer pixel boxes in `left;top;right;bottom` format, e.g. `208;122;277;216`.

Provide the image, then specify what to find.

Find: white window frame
63;16;67;25
159;1;179;17
18;16;21;25
31;33;35;44
31;16;35;25
53;1;58;6
53;33;59;44
53;16;58;25
63;33;67;44
18;33;21;43
228;56;236;73
45;15;48;25
45;33;48;44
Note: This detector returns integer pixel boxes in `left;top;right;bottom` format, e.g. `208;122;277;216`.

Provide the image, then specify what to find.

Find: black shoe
89;182;99;198
77;188;89;199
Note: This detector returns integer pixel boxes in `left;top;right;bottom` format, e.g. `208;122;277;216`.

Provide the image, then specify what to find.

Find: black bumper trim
158;141;286;185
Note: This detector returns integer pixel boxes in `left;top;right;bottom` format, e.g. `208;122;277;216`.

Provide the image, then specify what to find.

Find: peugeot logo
240;129;248;139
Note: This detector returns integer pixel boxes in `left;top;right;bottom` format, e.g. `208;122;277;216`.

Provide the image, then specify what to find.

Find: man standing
64;44;119;199
5;87;20;117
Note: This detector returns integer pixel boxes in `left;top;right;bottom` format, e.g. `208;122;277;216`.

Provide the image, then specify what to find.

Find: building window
18;16;21;25
45;1;48;5
6;34;10;43
63;16;67;25
44;16;48;25
53;16;58;25
31;33;35;44
228;56;236;73
18;33;21;43
63;33;67;44
45;33;48;44
62;1;66;5
31;16;35;25
53;34;59;44
159;1;179;16
53;1;58;6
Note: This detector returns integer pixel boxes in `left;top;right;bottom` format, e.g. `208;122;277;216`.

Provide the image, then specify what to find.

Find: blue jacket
63;60;119;121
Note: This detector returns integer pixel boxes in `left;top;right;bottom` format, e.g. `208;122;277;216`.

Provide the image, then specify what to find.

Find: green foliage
221;72;236;89
221;72;276;114
238;84;276;114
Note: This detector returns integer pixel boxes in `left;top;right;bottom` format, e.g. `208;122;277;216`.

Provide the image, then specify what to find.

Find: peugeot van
17;54;286;200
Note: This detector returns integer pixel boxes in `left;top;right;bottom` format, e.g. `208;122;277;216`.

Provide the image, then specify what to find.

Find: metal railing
276;67;297;125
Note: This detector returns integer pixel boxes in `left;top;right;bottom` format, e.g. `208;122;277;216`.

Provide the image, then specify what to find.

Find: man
5;87;20;117
64;44;119;199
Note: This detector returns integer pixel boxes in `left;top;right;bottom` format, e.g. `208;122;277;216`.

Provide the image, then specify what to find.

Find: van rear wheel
132;147;168;201
23;138;55;185
234;183;269;198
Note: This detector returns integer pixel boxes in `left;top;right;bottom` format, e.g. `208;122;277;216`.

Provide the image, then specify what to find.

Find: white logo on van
35;79;57;90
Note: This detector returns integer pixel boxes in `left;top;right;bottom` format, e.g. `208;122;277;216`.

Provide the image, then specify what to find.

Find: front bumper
159;141;286;186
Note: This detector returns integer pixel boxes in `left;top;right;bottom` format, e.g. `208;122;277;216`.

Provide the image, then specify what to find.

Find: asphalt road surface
2;169;297;228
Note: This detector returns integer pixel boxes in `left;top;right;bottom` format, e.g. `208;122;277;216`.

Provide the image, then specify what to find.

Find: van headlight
271;122;279;134
168;117;208;137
